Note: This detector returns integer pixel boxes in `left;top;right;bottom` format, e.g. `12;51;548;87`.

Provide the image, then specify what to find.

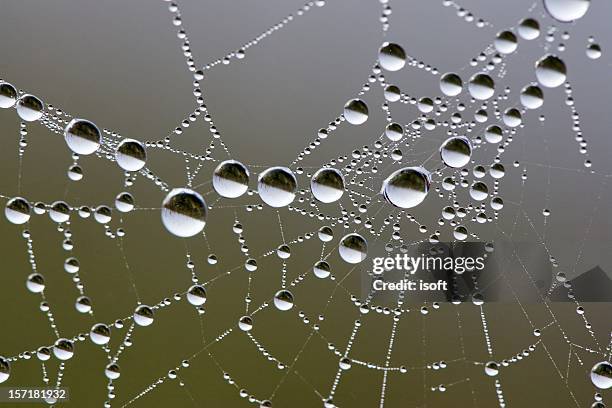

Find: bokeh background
0;0;611;406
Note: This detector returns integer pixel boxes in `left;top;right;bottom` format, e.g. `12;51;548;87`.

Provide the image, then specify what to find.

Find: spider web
0;0;611;407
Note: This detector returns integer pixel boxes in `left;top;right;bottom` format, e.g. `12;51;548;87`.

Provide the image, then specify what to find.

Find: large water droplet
257;167;297;207
378;42;406;71
53;338;75;360
535;55;567;88
590;361;612;390
313;260;331;278
494;31;518;54
468;73;495;100
187;284;207;306
0;82;17;108
273;290;294;311
543;0;590;22
5;197;31;224
64;119;101;155
311;168;344;203
133;305;155;326
385;122;404;142
0;357;10;384
382;167;430;209
161;188;207;237
115;192;135;213
518;18;540;40
16;94;44;122
343;99;369;125
520;85;544;109
440;73;463;97
440;136;472;168
339;233;368;264
485;361;499;376
116;138;146;171
90;323;111;345
213;160;250;198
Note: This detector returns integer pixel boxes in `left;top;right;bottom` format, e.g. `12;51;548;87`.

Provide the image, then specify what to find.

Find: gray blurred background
0;0;611;406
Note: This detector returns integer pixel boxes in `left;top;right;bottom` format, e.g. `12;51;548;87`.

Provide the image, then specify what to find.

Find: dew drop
311;168;344;203
64;119;102;155
5;197;31;224
343;99;369;125
161;188;207;237
535;55;567;88
440;136;472;168
339;233;368;264
378;42;406;71
590;361;612;390
257;167;297;207
382;167;430;209
16;94;44;122
543;0;590;22
273;290;294;311
116;138;147;171
213;160;250;198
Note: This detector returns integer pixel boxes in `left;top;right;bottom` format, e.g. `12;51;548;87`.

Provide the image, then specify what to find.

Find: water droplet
187;284;207;306
213;160;250;198
518;18;540;40
115;192;135;213
339;233;368;264
318;226;334;242
238;315;253;331
64;119;101;155
90;323;111;345
313;260;331;278
586;43;601;59
440;136;472;168
26;273;45;293
105;363;121;380
485;361;499;376
311;168;344;203
470;182;489;201
484;125;503;144
0;357;10;384
16;94;44;122
468;73;495;100
382;167;430;209
453;226;468;240
5;197;31;224
440;73;463;97
343;99;369;125
53;338;75;360
116;139;147;171
133;305;155;326
590;361;612;390
0;82;17;108
273;290;294;311
520;85;544;109
503;108;522;127
385;122;404;141
384;85;401;102
494;31;518;54
544;0;590;22
94;205;112;224
67;164;83;181
535;55;567;88
161;188;207;237
378;42;406;71
257;167;297;207
49;201;71;223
